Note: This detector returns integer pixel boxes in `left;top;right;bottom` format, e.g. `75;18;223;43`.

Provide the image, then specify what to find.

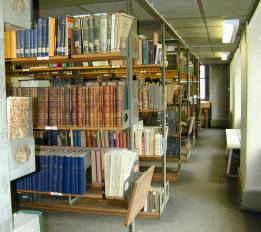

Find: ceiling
38;0;259;64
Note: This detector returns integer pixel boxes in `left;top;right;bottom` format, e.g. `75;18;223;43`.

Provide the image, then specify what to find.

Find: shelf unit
4;0;201;227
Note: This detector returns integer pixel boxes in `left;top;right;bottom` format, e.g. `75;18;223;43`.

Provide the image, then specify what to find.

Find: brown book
88;84;94;126
29;87;38;127
37;88;48;127
64;86;71;126
99;85;104;126
85;86;89;126
71;86;77;126
65;16;74;56
60;87;65;126
85;131;91;147
103;85;110;127
48;87;59;126
77;86;83;126
93;84;99;126
56;88;61;126
116;85;124;127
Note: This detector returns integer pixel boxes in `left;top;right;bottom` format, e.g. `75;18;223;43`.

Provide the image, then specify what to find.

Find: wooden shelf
5;52;125;64
152;171;181;183
139;109;163;113
139;156;178;162
16;197;160;219
34;126;126;131
16;187;126;201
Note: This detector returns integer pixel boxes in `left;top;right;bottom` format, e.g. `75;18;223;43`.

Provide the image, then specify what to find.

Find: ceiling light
221;52;230;61
222;19;239;43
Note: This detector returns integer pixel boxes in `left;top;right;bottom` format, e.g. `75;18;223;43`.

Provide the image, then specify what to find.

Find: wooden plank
139;109;163;113
125;166;155;226
17;198;160;219
225;129;241;149
34;126;125;131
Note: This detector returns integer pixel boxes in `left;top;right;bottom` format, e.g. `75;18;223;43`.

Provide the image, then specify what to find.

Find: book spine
93;15;100;52
37;19;43;57
48;87;58;126
85;86;89;126
73;18;82;55
81;17;89;54
100;14;107;53
76;86;84;126
71;86;77;126
24;29;30;58
116;85;124;127
16;31;20;58
19;30;25;58
88;85;94;126
142;39;147;64
64;87;71;126
88;15;94;53
33;21;38;57
107;14;112;52
103;85;110;127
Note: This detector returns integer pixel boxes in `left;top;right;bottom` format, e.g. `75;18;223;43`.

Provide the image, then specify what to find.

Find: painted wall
229;49;241;129
209;65;229;128
240;1;261;211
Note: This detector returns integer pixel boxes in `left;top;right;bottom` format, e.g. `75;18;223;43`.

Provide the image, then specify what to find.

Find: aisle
44;129;261;232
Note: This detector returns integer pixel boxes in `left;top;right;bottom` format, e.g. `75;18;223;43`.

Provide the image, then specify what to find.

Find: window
200;65;206;100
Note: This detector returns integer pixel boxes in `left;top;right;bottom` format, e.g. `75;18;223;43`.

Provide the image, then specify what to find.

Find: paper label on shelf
45;126;58;130
112;65;120;68
140;71;147;73
50;192;63;196
37;56;49;60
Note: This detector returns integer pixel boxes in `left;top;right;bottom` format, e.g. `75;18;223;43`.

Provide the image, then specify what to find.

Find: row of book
11;81;128;127
5;13;134;59
135;128;164;157
139;82;163;110
34;130;128;148
137;33;162;65
16;146;137;197
143;186;164;213
16;146;91;195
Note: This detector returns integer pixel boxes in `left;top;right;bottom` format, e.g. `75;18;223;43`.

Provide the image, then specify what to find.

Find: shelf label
50;192;63;196
112;65;120;68
37;56;50;60
140;71;147;73
45;126;58;130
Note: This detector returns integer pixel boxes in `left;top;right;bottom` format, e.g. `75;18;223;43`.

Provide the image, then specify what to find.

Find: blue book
19;30;25;58
40;154;45;192
32;173;36;191
60;16;66;56
70;154;76;194
43;153;49;192
57;153;64;193
48;154;53;192
42;18;48;57
16;31;20;58
37;18;43;57
24;29;31;58
30;29;34;57
77;131;81;147
63;153;71;194
142;39;148;64
33;21;38;57
77;150;90;195
52;154;59;192
108;132;114;147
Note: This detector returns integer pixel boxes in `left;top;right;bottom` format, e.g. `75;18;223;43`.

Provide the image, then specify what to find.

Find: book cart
3;0;200;229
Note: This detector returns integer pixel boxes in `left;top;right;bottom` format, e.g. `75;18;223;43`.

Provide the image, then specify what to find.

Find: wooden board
225;129;241;149
125;166;155;227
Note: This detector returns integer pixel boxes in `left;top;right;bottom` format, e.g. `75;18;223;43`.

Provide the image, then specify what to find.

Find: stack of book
104;149;137;197
136;33;162;65
4;13;134;58
16;146;91;195
11;81;128;128
166;83;178;105
34;130;128;148
135;128;164;157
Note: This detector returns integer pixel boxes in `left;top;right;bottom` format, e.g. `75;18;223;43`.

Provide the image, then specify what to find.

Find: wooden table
225;129;241;175
201;101;211;128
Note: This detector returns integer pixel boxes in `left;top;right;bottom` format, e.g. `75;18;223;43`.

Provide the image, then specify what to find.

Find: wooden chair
124;166;155;232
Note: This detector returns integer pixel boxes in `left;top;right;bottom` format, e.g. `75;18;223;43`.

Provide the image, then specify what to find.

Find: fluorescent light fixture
221;52;230;61
222;19;239;43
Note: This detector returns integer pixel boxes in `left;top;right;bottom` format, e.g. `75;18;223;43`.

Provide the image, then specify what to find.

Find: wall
209;65;229;128
240;0;261;211
229;49;241;129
